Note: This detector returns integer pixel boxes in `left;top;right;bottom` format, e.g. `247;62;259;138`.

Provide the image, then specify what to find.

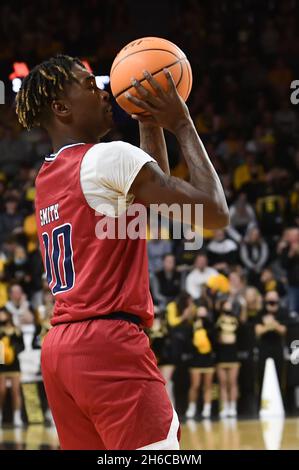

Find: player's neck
50;130;99;153
51;137;85;154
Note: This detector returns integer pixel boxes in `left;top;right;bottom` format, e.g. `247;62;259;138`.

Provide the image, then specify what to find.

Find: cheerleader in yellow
0;307;24;427
215;300;240;418
185;305;215;419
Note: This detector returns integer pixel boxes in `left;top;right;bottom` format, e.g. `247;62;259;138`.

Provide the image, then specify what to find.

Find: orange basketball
110;37;193;115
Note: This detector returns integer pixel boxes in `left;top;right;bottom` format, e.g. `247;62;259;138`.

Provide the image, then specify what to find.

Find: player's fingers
125;92;156;112
164;68;177;93
130;78;159;105
143;70;164;96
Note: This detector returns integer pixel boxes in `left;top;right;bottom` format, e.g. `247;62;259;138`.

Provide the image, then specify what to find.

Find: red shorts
41;318;180;450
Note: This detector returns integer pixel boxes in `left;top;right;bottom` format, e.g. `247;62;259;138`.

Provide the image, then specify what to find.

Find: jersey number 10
42;223;75;294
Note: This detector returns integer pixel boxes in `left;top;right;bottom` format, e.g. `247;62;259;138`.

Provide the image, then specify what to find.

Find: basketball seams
186;60;192;99
114;58;186;99
176;60;192;101
175;60;184;90
110;48;185;76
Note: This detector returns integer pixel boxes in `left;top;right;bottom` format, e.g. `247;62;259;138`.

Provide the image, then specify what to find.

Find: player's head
16;54;113;141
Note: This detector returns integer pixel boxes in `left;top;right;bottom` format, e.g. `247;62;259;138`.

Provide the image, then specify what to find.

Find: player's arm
130;161;226;229
127;70;229;230
138;122;170;175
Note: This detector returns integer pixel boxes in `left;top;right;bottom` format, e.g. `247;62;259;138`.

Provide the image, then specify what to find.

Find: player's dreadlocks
16;54;86;130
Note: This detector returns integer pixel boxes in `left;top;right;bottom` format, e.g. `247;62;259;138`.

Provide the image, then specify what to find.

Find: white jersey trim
136;407;180;450
45;142;86;162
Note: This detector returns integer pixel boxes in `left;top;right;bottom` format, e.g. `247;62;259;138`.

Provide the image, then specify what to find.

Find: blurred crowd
0;0;299;425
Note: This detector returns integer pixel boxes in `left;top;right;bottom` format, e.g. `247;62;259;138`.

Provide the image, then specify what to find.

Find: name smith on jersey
40;203;59;227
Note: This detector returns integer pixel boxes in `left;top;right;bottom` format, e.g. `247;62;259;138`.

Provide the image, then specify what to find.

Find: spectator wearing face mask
255;290;287;390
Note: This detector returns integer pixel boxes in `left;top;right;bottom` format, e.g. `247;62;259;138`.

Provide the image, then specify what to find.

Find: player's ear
51;100;71;118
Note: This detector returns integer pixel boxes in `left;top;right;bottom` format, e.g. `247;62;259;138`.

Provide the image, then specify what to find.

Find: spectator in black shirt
255;290;287;391
151;254;182;311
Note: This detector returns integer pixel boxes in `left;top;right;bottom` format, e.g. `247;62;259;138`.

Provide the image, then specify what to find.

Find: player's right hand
125;69;191;134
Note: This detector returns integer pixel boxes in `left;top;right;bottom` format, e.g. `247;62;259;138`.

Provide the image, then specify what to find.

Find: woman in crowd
161;292;196;405
0;307;24;427
185;304;215;420
244;286;263;323
237;288;260;415
227;270;247;320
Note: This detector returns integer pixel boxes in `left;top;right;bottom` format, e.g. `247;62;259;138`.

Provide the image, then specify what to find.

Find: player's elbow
202;207;230;230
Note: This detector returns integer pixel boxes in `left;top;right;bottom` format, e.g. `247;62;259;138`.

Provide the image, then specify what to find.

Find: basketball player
15;55;229;449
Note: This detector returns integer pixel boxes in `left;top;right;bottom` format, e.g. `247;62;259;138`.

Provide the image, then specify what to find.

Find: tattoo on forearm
154;168;209;199
178;124;222;191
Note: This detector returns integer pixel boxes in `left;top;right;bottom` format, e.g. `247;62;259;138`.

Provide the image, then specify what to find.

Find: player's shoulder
85;140;152;166
89;140;139;156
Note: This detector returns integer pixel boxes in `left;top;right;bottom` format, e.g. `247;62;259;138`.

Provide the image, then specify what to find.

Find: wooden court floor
0;418;298;450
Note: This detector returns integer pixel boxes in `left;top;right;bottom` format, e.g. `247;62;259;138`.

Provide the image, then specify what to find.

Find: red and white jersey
35;142;156;328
